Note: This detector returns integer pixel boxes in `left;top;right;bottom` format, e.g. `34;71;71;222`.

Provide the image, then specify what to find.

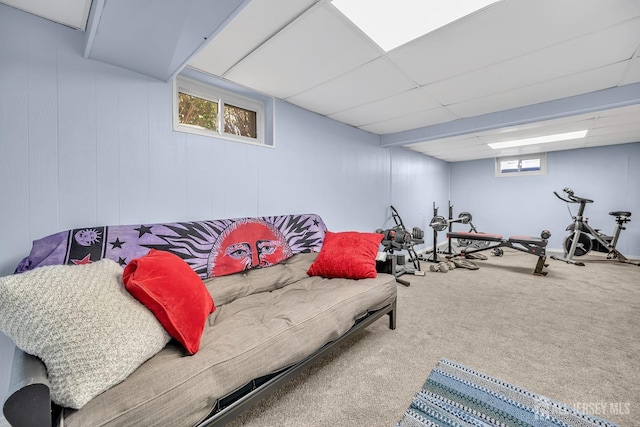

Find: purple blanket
16;214;326;278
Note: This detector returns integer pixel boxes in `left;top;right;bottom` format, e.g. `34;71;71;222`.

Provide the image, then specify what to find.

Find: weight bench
445;230;551;276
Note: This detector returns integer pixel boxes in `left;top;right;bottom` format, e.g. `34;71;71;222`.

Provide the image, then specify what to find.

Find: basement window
174;75;268;146
495;153;547;177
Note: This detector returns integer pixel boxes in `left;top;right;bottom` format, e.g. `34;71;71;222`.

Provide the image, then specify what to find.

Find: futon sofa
0;214;397;426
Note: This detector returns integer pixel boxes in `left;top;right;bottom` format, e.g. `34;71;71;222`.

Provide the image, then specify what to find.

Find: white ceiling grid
222;3;382;99
188;0;319;78
286;57;417;116
191;0;640;162
328;87;447;129
3;0;640;162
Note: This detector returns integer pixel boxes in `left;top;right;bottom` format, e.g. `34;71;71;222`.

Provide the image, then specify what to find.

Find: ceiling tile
446;61;629;118
224;3;382;99
329;87;443;127
620;53;640;86
425;18;640;106
585;136;640;148
360;107;458;134
387;0;640;86
408;135;483;152
404;102;640;162
424;143;497;162
589;121;640;138
593;104;640;130
484;111;598;136
286;58;416;116
188;0;317;77
0;0;91;30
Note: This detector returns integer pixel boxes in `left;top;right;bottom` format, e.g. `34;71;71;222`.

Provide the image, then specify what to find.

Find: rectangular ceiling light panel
331;0;500;51
488;130;588;149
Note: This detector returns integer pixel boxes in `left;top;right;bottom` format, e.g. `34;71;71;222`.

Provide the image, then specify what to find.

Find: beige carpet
227;249;640;427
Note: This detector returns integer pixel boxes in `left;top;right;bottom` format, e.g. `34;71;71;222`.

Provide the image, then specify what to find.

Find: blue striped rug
396;358;618;427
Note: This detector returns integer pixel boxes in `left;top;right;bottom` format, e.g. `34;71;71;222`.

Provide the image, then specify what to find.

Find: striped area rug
396;358;618;427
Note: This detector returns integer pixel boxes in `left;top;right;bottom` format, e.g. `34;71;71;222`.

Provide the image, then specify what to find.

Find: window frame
174;75;267;146
495;153;547;177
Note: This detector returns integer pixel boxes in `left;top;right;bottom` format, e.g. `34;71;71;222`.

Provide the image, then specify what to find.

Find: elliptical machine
552;188;639;266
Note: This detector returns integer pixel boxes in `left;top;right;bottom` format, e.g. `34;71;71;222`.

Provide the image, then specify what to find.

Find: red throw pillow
123;249;215;354
307;231;383;279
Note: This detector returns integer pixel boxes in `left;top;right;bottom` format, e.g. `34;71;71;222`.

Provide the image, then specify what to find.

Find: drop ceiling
3;0;640;162
0;0;91;30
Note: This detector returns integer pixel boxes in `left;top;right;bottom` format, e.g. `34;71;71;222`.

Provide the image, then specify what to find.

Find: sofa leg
388;300;397;330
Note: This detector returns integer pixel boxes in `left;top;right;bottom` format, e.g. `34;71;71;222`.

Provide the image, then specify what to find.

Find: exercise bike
551;188;640;266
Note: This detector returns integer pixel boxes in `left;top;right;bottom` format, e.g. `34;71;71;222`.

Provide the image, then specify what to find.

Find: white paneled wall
263;101;400;232
390;147;450;247
1;7;32;275
1;5;447;278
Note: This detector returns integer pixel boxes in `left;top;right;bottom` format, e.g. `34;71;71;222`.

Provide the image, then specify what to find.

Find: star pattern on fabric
110;238;124;249
118;257;127;266
134;225;153;238
71;254;92;265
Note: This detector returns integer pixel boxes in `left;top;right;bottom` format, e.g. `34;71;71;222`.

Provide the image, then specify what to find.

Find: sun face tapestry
15;214;327;278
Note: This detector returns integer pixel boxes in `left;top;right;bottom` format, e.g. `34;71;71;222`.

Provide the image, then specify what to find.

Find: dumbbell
429;212;473;232
429;261;456;272
376;227;425;242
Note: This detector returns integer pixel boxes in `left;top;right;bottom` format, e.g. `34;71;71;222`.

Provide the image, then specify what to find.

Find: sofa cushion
0;259;171;409
123;249;215;354
62;253;397;427
307;231;383;279
205;251;318;306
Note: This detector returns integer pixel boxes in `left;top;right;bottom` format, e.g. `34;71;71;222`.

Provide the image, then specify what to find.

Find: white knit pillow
0;259;171;409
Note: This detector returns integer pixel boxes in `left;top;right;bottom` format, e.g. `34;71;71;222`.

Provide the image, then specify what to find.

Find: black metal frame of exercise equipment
443;229;552;276
425;202;552;276
423;201;475;262
376;206;425;286
551;188;640;267
455;218;490;250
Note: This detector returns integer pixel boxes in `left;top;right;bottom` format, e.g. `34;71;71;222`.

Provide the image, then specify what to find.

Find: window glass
499;160;519;173
178;93;218;132
175;75;268;146
224;104;257;138
495;153;546;177
520;158;541;172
